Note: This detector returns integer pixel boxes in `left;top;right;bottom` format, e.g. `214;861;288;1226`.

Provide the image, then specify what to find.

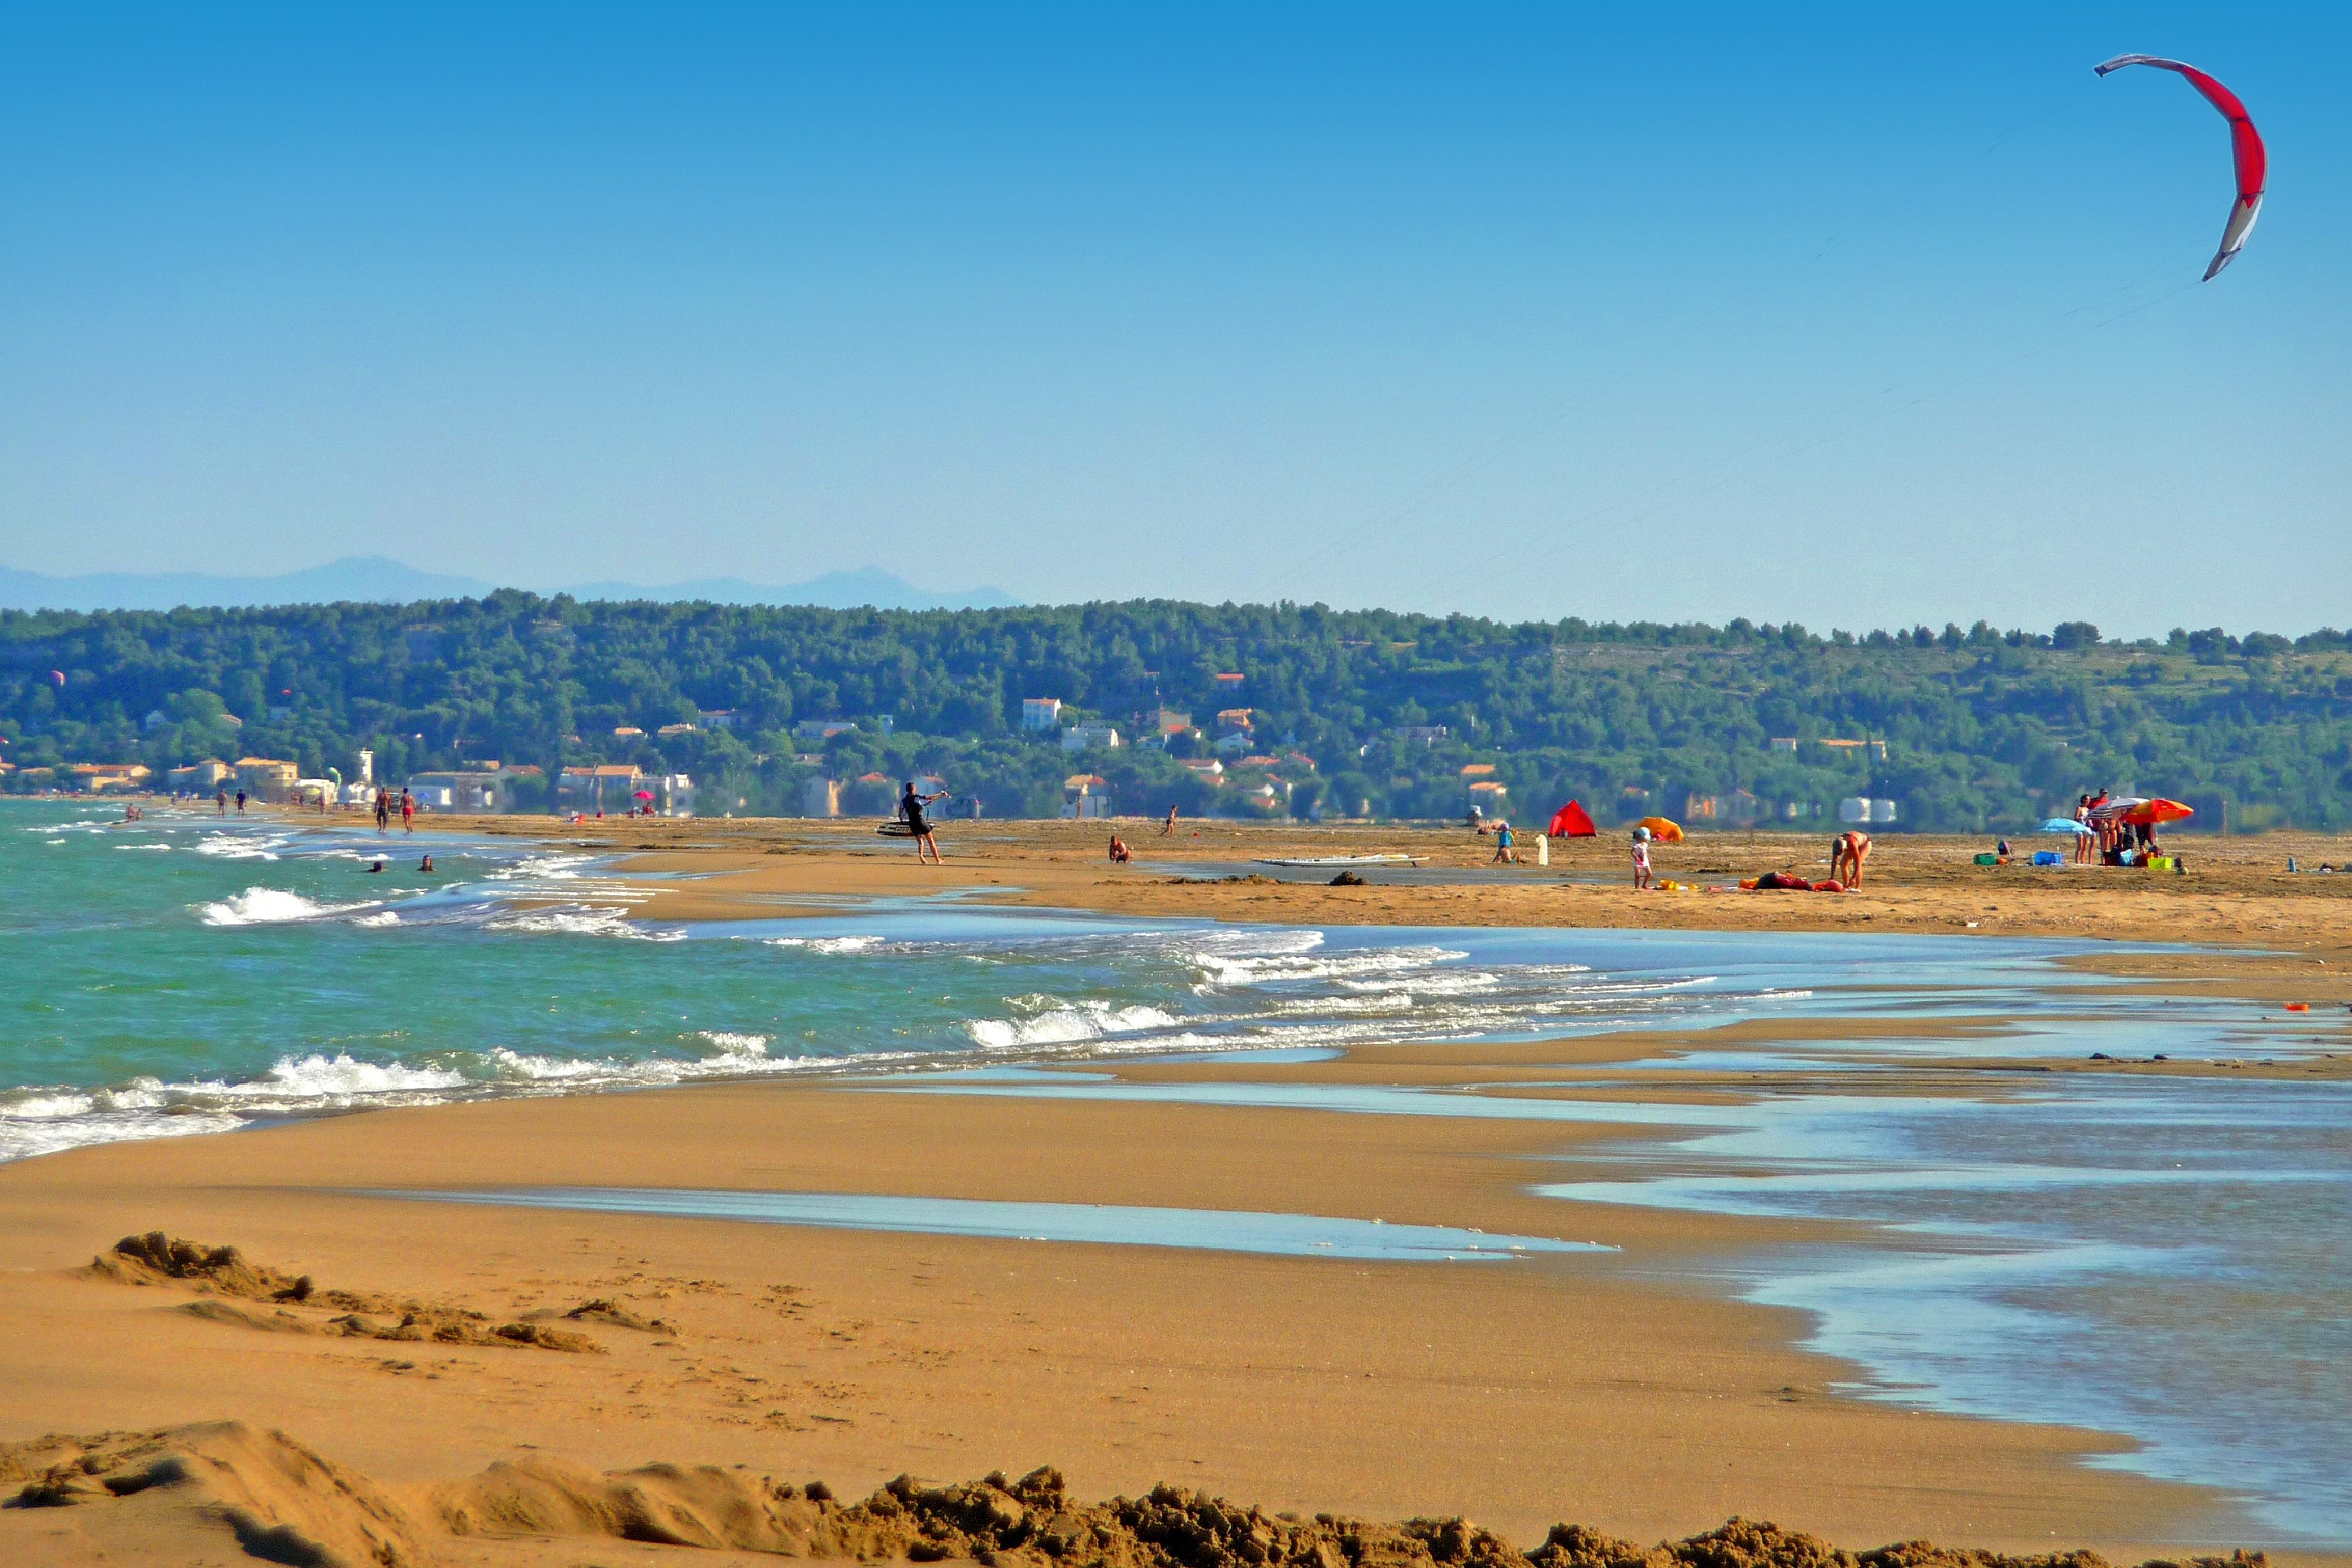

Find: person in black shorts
900;780;949;864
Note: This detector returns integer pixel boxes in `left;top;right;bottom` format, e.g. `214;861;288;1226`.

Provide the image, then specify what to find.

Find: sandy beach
5;809;2348;1565
438;813;2352;1008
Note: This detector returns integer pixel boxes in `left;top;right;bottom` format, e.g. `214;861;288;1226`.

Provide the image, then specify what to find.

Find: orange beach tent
1636;816;1684;842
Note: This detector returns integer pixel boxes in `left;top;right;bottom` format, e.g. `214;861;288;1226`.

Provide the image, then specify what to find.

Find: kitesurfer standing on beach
901;780;948;865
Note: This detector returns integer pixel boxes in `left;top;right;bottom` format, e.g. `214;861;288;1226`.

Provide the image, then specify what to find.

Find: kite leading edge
2095;54;2266;280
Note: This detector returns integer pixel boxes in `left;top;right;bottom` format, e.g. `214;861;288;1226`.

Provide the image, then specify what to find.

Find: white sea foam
353;911;402;928
208;1053;472;1100
483;908;685;941
193;832;287;860
966;1001;1182;1050
1176;930;1467;991
197;887;376;926
765;934;887;955
114;842;172;851
487;852;599;882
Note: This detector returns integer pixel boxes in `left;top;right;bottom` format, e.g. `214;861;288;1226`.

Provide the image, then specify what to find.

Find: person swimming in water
418;854;435;872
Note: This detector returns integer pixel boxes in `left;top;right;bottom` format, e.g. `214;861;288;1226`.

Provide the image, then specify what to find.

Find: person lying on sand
1830;830;1870;886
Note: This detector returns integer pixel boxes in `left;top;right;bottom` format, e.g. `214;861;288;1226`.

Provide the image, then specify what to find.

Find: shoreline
0;1055;2287;1564
5;802;2348;1562
419;811;2352;971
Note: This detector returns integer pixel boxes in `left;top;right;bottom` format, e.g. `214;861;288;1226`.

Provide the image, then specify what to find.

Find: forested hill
5;595;2350;831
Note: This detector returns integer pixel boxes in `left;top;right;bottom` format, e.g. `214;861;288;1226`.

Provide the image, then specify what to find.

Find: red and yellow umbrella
2118;798;2194;826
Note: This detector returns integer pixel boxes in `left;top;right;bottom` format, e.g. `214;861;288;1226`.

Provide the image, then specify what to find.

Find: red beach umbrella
633;789;655;800
2120;799;2194;826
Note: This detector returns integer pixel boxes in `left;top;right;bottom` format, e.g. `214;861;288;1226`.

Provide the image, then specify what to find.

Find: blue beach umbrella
2038;817;2095;835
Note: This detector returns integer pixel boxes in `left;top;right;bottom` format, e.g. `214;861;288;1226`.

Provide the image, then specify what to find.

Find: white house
1060;723;1120;752
1021;697;1063;733
1061;773;1112;819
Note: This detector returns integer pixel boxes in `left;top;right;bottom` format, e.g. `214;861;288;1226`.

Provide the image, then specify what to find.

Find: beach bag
1973;853;1999;866
2032;850;2063;867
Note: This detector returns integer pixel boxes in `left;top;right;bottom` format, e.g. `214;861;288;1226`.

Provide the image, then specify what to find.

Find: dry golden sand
5;812;2349;1563
433;813;2352;962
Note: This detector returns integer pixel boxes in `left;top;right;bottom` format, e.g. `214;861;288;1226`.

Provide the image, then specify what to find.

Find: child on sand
1632;826;1654;889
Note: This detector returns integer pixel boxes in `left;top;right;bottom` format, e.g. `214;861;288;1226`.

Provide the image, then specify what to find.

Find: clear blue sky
2;4;2344;636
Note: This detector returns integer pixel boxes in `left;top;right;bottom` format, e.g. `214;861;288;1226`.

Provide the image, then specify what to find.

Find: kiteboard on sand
1254;854;1424;868
876;822;916;838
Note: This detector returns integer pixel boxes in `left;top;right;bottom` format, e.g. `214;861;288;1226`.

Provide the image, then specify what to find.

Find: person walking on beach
900;780;948;865
1162;805;1179;835
399;788;414;832
1491;820;1516;864
1631;826;1654;890
1830;830;1871;886
374;788;391;831
235;789;246;815
215;788;228;817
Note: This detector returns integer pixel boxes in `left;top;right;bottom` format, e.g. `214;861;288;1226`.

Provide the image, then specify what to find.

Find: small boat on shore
1253;853;1424;868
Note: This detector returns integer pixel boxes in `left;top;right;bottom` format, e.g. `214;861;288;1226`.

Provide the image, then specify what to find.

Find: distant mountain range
0;558;1021;614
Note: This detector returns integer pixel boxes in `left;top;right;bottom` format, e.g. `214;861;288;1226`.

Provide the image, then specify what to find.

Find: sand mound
87;1231;605;1354
0;1420;428;1567
2;1428;2274;1568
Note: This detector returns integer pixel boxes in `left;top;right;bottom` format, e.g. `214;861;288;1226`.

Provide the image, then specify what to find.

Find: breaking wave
198;887;377;926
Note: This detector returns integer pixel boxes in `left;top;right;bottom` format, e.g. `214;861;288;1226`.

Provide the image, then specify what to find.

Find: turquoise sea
4;799;2348;1542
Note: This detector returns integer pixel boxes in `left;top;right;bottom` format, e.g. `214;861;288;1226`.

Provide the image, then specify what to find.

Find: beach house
559;763;642;812
234;758;299;801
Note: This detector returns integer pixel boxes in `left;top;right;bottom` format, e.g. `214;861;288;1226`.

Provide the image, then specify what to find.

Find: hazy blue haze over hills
0;558;1020;614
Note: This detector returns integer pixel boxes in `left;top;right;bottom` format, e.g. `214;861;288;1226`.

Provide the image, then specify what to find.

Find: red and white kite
2095;55;2266;280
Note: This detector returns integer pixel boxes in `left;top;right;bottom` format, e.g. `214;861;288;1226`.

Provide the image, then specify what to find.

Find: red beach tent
1548;799;1599;838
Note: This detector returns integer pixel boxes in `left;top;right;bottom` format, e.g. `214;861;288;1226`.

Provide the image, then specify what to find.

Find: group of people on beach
2073;791;2165;866
372;787;414;832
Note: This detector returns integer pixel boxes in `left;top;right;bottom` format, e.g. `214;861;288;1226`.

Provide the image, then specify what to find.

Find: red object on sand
1548;800;1598;838
633;789;655;800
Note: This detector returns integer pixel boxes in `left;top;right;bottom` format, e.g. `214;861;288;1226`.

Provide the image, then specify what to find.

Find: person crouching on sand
1831;830;1871;886
1631;826;1654;890
1108;834;1131;864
